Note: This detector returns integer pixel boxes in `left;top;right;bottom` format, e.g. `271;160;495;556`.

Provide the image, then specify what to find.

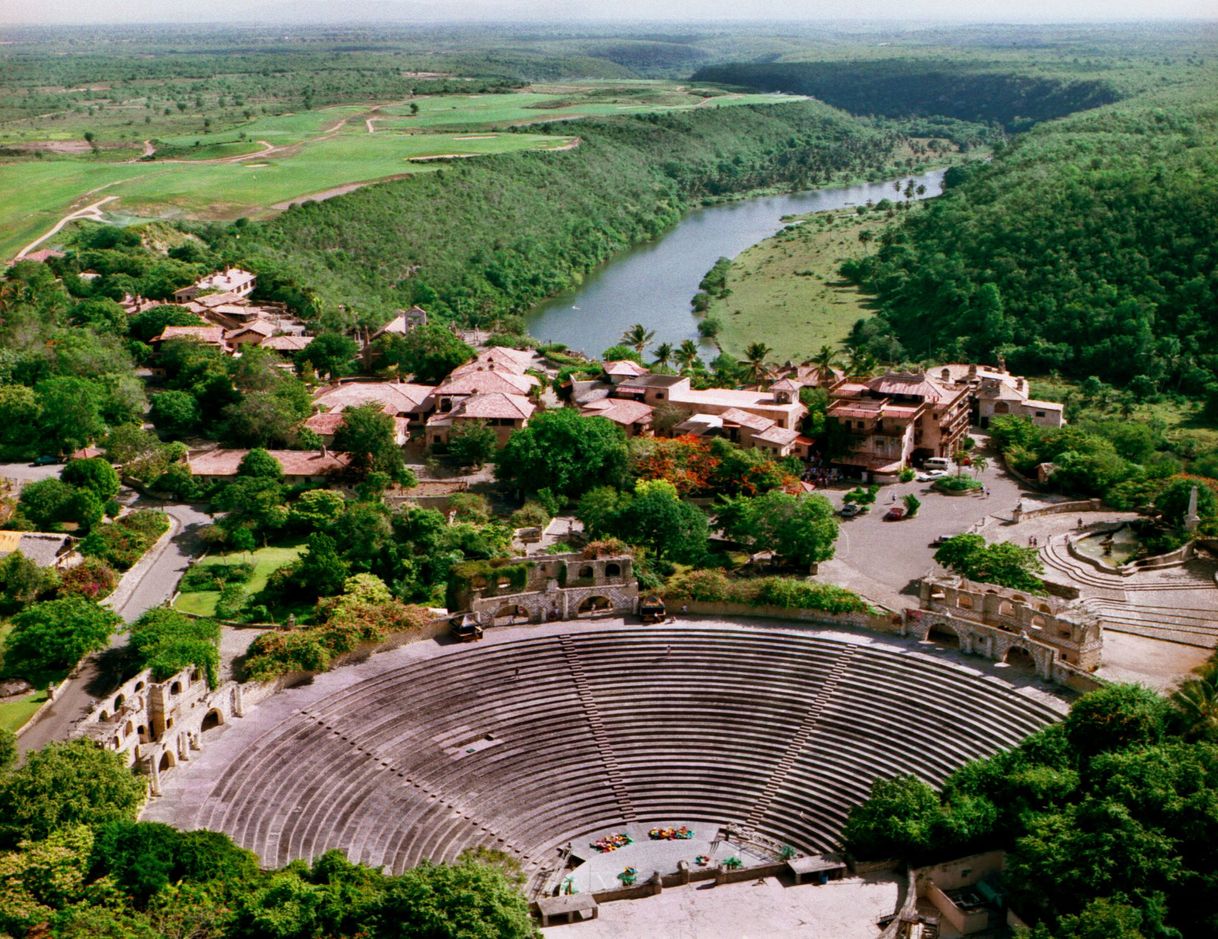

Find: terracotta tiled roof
754;425;800;445
187;449;350;478
719;407;774;432
153;325;228;346
581;398;654;426
603;360;649;377
436;370;535;397
314;381;434;414
452;392;534;421
262;335;314;352
867;372;945;402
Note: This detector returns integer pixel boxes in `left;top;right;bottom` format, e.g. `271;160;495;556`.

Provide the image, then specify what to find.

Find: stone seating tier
180;626;1061;877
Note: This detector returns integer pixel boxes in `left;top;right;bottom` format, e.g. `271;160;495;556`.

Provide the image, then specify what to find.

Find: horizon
3;2;1217;28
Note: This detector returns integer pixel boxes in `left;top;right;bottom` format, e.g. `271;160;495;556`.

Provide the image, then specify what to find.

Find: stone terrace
144;620;1064;892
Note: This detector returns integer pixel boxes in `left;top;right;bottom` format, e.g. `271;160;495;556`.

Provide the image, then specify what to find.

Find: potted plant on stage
619;866;638;886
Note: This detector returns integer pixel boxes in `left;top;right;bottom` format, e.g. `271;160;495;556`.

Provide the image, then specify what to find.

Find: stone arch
998;599;1015;617
927;623;960;648
201;709;224;732
604;562;622;579
114;694;125;711
99;710;109;721
134;681;145;692
577;596;613;617
137;725;148;742
494;603;529;626
940;368;951;382
124;720;134;736
956;594;973;610
158;750;176;772
993;402;1010;414
578;565;594;580
1030;615;1047;630
1004;646;1036;671
1010;595;1026;605
1037;603;1052;614
170;681;182;696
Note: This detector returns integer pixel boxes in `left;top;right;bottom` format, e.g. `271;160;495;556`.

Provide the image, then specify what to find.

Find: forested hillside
233;101;903;325
690;60;1122;130
842;81;1218;394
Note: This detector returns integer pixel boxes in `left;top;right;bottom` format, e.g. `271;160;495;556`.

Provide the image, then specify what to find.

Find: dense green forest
691;60;1122;130
843;680;1218;938
231;101;903;325
840;80;1218;394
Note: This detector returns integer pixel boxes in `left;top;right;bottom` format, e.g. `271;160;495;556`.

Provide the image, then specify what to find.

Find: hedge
664;570;869;614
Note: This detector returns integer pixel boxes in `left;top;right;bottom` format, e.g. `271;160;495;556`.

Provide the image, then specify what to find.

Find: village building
425;391;535;447
932;363;1066;429
602;359;650;384
304;407;410;447
151;325;231;354
673;406;811;458
0;530;74;568
612;374;804;430
313;380;436;426
370;305;429;340
826;370;972;479
172;267;256;303
187;448;350;484
579;397;654;437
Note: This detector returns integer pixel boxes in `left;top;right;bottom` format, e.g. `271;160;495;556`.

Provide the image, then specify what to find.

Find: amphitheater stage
565;822;765;893
143;617;1069;891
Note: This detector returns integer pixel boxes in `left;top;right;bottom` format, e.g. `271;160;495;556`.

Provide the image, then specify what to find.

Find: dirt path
16;194;119;259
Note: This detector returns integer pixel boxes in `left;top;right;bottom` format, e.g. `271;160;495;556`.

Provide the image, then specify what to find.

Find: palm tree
1172;671;1218;741
652;342;674;370
675;339;700;374
810;344;842;385
621;323;655;357
743;341;772;386
970;455;990;477
845;347;877;379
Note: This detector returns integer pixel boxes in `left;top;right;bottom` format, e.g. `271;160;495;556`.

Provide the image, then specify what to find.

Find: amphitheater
144;619;1066;898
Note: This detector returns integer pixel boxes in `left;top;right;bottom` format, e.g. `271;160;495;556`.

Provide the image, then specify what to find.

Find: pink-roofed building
151;325;231;353
579;398;654;437
613;374;804;430
305;408;409;446
262;335;314;354
932;363;1065;429
187;448;350;483
313;380;436;425
425;392;535;448
603;360;650;384
173;267;256;303
371;306;429;340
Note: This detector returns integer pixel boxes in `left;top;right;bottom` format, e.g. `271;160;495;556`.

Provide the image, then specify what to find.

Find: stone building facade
456;552;640;626
908;574;1103;682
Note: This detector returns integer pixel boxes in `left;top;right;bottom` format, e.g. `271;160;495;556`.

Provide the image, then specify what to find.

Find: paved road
17;500;212;754
818;436;1032;609
0;461;64;486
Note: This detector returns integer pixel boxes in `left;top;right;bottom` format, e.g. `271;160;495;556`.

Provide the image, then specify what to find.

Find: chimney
321;444;329;458
1017;378;1025;391
967;364;977;379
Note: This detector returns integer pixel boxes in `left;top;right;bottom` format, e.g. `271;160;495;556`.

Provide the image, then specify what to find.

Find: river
526;168;945;356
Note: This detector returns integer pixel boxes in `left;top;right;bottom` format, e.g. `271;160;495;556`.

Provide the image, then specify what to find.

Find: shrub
179;562;253;593
664;571;869;614
57;558;118;600
933;475;982;492
128;609;221;688
79;510;170;570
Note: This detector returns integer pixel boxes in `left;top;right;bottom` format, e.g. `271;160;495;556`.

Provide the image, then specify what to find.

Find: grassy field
172;544;303;618
0;689;49;734
1;80;799;261
711;208;891;360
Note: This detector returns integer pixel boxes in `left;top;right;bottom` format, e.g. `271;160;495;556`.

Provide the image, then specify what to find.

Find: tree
446;419;497;469
294;532;350;598
1170;670;1218;741
373;324;473;383
61;457;120;503
903;492;921;517
215;475;287;541
496;409;627;501
600;344;641;364
718;491;839;568
1155;478;1217;529
614;479;709;564
332;404;407;481
18;478;79;530
652;342;674;370
1064;684;1168;759
128;305;203;344
934;534;1044;592
237;448;284;481
0;740;144;847
375;856;539;939
809;344;842;384
620;323;654;357
34;376;106;453
842;774;941;860
1;596;119;681
0;727;15;775
149;390;201;439
297;332;359;380
0;551;58;615
743;341;772;385
674;339;701;374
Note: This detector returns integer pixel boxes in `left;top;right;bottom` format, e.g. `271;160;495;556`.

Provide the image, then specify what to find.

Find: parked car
883;506;908;521
32;454;59;466
839;503;863;518
916;470;949;482
933;533;960;546
924;457;953;471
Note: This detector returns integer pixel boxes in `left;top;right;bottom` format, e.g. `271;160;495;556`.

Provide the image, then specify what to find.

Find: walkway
15;195;117;260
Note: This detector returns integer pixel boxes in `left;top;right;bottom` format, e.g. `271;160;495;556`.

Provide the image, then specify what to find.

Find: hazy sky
3;0;1215;26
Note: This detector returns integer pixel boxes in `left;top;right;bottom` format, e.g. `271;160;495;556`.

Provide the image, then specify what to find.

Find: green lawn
712;208;889;360
0;689;49;734
172;543;304;618
0;130;573;259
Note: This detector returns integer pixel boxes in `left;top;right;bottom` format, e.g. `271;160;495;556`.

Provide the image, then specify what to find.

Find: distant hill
691;60;1122;130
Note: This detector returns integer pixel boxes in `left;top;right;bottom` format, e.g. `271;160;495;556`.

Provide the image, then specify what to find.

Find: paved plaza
541;870;902;939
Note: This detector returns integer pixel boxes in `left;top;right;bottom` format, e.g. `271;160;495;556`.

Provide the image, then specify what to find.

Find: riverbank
709;207;891;360
526;167;945;356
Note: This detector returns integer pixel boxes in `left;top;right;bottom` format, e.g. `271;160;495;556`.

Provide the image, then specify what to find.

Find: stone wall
466;553;639;626
913;574;1103;682
673;600;902;634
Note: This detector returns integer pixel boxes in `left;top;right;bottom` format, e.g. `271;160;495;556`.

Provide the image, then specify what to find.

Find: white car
916;469;949;482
